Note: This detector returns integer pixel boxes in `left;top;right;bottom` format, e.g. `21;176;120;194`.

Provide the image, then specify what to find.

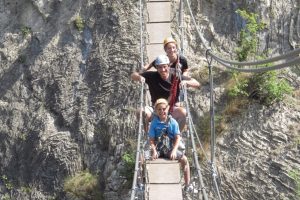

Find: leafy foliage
121;152;135;183
21;26;31;37
227;71;292;105
1;175;13;190
248;71;292;104
64;171;103;200
74;16;85;32
289;169;300;197
228;9;293;105
235;9;265;61
227;72;249;98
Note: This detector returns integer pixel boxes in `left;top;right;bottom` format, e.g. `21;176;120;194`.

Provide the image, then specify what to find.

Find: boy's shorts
157;149;184;160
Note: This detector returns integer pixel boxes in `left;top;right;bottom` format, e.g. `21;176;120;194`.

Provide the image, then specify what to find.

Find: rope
169;57;181;113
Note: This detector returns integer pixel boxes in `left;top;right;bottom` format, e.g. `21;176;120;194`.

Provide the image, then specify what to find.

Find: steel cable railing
184;0;300;71
130;0;146;199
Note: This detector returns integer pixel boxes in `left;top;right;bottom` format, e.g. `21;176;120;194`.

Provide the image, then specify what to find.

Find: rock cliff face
0;0;299;200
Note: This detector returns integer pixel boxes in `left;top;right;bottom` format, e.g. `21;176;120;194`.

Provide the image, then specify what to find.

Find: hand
180;80;187;87
170;149;177;160
152;149;158;160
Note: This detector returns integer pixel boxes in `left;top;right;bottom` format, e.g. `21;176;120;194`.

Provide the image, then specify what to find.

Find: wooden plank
148;184;183;200
148;0;170;2
147;2;171;22
146;23;171;44
146;44;165;62
147;158;178;164
148;161;181;183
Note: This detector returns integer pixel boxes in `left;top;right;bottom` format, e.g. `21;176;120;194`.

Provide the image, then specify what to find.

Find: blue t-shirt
148;115;180;140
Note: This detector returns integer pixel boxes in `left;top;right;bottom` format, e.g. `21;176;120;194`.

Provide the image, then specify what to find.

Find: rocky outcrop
0;0;140;199
217;101;300;200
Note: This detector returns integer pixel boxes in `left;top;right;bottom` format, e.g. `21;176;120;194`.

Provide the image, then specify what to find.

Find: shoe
184;184;198;194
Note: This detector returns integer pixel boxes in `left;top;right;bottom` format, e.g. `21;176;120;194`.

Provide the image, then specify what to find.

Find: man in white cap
131;54;200;132
144;37;189;77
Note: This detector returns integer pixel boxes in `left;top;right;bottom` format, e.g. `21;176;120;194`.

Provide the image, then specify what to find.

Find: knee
172;107;186;119
180;155;188;166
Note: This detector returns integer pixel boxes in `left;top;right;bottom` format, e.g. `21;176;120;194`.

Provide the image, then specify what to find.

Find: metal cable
182;83;208;200
179;0;185;55
139;0;144;68
207;51;222;200
130;1;145;199
130;82;145;200
184;0;210;50
183;0;300;198
184;0;300;71
213;54;300;73
209;48;300;66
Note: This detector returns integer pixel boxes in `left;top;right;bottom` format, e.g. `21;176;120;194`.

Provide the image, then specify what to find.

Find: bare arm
181;77;200;88
150;138;158;160
143;61;155;71
131;72;145;82
170;135;181;160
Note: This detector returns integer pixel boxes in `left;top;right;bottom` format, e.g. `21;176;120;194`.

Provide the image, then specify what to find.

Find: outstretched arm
131;72;145;82
181;77;200;88
143;60;156;71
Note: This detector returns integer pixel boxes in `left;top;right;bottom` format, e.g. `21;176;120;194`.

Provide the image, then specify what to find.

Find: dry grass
222;97;250;120
190;67;209;85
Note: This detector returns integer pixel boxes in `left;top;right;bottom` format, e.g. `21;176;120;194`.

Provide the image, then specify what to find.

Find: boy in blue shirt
148;98;191;189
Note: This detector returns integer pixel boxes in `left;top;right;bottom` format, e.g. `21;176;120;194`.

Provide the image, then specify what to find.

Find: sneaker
184;184;198;194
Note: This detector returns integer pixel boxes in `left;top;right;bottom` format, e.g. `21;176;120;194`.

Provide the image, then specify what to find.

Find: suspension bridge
130;0;300;200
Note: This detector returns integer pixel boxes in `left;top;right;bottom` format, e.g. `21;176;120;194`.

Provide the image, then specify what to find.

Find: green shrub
227;72;249;98
74;16;85;32
64;171;103;200
249;71;293;105
21;26;31;37
289;169;300;197
1;175;13;190
2;194;11;200
235;9;265;61
121;152;135;183
230;9;293;105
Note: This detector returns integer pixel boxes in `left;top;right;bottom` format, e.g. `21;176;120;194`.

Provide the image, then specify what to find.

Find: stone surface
0;0;299;200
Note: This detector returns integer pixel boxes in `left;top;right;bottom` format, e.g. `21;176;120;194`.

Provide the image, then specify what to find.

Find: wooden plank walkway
146;158;183;200
144;2;184;199
146;0;171;61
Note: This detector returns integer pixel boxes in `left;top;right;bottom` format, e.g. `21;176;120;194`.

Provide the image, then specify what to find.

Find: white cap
155;55;170;66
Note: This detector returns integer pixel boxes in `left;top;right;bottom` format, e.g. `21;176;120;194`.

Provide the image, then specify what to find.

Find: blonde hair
154;98;169;109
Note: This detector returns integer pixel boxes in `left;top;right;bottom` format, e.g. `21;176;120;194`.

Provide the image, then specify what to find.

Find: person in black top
144;37;189;77
131;55;200;132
